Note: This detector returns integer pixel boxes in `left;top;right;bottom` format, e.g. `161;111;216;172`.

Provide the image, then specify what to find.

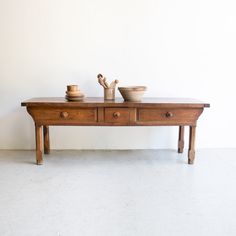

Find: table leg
43;126;50;154
178;126;184;153
188;126;196;164
35;124;43;165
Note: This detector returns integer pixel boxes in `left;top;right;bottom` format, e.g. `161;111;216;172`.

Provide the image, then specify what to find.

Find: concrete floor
0;149;236;236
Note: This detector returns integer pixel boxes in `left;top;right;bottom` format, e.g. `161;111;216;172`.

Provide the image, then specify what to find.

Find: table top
21;97;210;108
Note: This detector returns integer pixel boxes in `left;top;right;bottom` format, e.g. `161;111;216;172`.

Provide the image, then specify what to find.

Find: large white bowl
118;86;147;101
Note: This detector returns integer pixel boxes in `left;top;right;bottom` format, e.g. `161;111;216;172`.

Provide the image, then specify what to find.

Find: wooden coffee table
21;97;209;165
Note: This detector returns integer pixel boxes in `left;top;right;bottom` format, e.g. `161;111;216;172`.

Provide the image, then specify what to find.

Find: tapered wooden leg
178;126;184;153
43;126;50;154
35;124;43;165
188;126;196;164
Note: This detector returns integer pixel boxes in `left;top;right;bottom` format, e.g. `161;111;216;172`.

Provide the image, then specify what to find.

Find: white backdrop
0;0;235;149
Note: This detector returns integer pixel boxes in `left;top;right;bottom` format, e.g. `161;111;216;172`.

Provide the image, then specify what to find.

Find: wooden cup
104;88;115;100
67;85;78;92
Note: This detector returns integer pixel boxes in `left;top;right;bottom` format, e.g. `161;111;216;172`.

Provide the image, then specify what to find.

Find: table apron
27;107;203;126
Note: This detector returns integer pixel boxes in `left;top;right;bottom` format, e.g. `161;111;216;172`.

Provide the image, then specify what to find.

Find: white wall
0;0;235;150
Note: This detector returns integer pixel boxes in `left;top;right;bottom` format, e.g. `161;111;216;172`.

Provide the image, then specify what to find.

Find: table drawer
104;108;136;123
29;107;97;124
138;108;202;124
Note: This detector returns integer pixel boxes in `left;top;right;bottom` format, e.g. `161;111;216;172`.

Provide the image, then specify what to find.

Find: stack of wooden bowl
65;85;85;101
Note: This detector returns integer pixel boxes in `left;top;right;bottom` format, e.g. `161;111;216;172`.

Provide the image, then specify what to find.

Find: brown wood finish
43;126;50;154
27;107;97;125
138;108;203;125
178;126;185;153
35;124;43;165
104;108;136;123
98;107;104;122
22;97;209;165
22;97;210;108
188;126;196;164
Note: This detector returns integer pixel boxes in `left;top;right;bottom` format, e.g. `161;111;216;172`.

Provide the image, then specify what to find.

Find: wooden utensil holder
104;88;115;100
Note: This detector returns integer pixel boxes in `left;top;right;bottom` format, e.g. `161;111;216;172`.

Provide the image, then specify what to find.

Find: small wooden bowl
65;95;85;101
66;91;80;95
66;93;84;98
67;85;78;92
118;86;147;101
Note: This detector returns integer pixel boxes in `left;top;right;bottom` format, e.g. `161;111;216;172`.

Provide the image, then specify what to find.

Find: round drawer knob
60;111;69;118
113;112;121;118
165;111;173;118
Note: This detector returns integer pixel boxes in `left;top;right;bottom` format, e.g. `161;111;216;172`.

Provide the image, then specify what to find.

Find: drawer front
28;107;97;124
104;108;136;123
138;108;203;124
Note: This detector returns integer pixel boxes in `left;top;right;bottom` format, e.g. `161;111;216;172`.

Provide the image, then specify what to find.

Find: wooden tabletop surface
21;97;210;108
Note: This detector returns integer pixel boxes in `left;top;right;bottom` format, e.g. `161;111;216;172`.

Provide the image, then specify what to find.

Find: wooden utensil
103;77;110;88
97;74;103;79
98;78;107;88
97;74;109;88
109;79;119;89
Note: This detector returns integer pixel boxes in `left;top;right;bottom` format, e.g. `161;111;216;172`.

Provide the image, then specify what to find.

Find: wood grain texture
138;108;203;126
22;97;209;165
178;126;185;153
104;108;136;123
22;97;210;108
98;107;104;122
27;107;97;125
35;124;43;165
188;126;196;164
43;126;50;154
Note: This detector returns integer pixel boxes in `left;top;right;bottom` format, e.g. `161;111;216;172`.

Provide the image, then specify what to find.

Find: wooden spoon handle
110;79;119;88
103;78;109;88
98;78;106;88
